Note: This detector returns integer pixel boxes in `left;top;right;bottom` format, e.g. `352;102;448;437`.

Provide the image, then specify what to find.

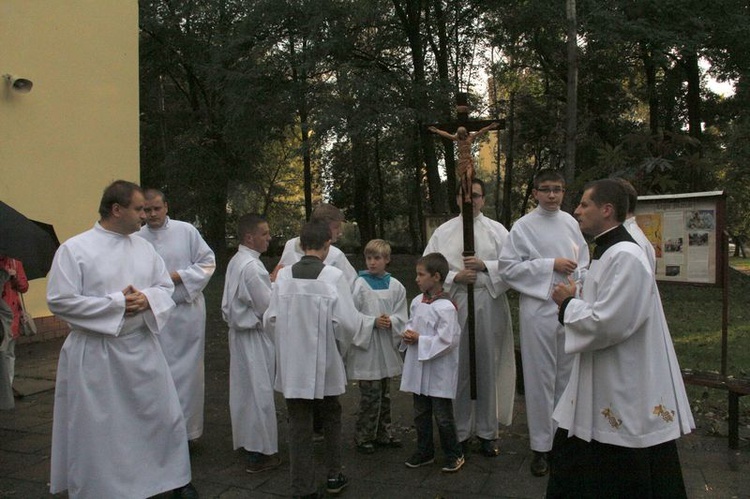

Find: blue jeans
412;394;462;461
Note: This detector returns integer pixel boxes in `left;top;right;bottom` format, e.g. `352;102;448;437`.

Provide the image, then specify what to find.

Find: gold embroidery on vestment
601;407;622;429
652;404;675;422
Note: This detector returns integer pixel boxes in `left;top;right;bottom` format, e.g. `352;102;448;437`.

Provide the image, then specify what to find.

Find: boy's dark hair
98;180;143;219
418;252;449;283
584;179;629;222
533;170;566;189
237;213;266;240
614;177;638;214
300;221;331;250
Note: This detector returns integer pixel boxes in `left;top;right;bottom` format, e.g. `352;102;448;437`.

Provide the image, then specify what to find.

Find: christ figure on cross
428;122;500;202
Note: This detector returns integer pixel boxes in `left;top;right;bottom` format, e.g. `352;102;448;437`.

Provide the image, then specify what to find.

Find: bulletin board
634;191;726;286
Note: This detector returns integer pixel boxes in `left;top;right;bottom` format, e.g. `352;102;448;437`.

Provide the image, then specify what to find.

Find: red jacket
1;257;29;339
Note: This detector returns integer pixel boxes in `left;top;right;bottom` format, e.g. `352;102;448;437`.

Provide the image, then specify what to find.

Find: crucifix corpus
426;92;504;400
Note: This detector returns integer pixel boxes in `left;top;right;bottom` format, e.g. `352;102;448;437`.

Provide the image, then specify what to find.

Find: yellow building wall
0;1;139;318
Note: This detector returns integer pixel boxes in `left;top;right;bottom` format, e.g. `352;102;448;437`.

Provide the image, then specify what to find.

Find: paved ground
1;332;748;498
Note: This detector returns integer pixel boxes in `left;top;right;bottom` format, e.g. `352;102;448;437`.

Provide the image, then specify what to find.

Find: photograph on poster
689;232;709;246
665;237;684;253
686;210;715;231
665;265;681;277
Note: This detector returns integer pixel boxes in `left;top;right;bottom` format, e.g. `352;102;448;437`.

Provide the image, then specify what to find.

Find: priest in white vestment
221;213;281;473
424;178;515;458
497;170;589;476
47;181;195;499
549;179;693;498
137;189;216;441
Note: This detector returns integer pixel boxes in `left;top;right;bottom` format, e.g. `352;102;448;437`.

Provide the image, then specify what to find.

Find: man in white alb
274;203;357;287
616;178;657;274
424;178;516;458
137;189;216;442
47;180;196;499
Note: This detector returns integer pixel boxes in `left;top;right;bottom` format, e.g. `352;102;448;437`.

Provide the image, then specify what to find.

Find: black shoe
478;438;499;457
530;451;549;477
356;441;376;454
172;482;199;499
246;453;281;473
326;472;349;494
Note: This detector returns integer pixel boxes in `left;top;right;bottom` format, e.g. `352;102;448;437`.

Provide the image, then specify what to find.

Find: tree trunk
563;0;578;211
501;91;515;227
641;44;659;136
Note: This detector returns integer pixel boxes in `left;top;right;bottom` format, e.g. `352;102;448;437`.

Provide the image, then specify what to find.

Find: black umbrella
0;201;60;280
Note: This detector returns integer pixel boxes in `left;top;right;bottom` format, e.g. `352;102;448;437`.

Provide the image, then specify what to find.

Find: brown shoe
246;454;281;474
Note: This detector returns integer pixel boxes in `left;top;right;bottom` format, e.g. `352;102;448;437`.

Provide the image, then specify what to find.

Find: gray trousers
286;396;342;496
0;338;15;410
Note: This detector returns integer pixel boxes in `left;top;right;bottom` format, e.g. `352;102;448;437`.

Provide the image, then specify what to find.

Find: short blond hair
364;239;391;259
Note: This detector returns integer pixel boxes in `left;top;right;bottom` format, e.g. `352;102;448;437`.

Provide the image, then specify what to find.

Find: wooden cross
426;92;504;400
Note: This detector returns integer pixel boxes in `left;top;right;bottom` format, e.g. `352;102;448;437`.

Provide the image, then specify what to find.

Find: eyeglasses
536;187;565;194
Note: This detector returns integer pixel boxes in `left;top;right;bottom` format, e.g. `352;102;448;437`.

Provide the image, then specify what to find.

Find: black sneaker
326;472;349;494
530;451;549;477
441;455;465;473
404;453;435;468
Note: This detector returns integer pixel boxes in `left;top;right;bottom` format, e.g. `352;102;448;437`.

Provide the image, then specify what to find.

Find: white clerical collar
594;225;619;240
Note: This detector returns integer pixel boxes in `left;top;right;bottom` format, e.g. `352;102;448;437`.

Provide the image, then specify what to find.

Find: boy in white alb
265;222;360;497
221;213;280;474
347;239;408;454
497;170;589;476
400;253;464;473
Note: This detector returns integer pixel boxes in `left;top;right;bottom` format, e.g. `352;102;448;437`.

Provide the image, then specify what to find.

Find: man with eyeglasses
424;178;516;459
497;170;589;477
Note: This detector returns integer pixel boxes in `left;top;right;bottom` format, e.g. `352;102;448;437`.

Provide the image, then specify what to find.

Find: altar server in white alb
347;239;408;453
616;177;657;274
137;189;216;442
273;203;357;287
496;170;589;477
47;180;197;499
221;213;281;473
549;179;694;498
423;178;515;458
264;222;361;497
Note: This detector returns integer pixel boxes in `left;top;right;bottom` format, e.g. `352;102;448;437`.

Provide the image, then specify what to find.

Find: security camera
3;74;33;94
